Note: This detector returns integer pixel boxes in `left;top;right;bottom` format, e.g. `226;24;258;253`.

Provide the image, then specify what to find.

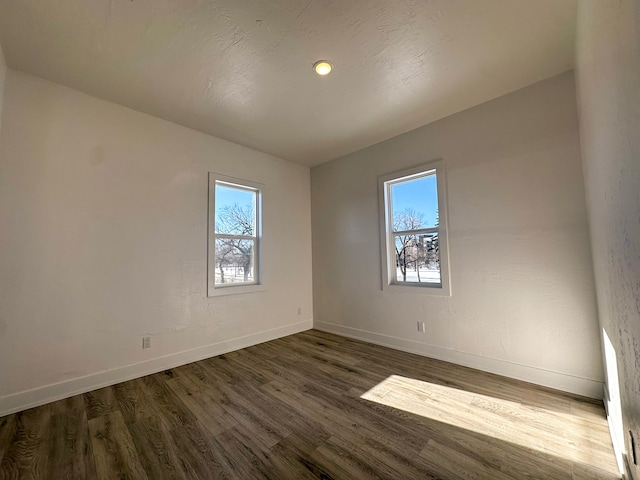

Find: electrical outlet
417;321;426;333
297;307;302;315
142;336;151;349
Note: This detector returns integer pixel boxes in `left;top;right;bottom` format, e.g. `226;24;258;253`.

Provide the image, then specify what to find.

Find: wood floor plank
163;422;232;480
125;415;187;480
228;380;332;448
0;414;16;467
48;408;97;479
49;394;85;417
316;434;403;480
213;424;289;480
499;443;574;480
260;379;429;455
195;357;241;387
219;349;278;385
267;435;340;480
0;405;51;480
113;379;156;425
136;375;232;479
135;375;199;432
164;374;238;436
216;382;291;449
357;434;452;480
421;438;515;480
276;333;363;367
273;434;357;480
88;411;148;480
0;330;620;479
304;380;436;453
84;386;117;420
572;462;623;480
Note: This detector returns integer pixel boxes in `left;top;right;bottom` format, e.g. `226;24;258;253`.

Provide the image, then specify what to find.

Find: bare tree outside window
216;203;255;283
393;208;439;283
393;208;424;282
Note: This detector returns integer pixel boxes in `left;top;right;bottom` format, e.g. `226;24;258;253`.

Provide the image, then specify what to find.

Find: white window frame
378;161;451;296
208;173;264;297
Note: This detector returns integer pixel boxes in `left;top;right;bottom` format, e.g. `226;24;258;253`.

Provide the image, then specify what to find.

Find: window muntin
379;162;450;294
208;174;262;296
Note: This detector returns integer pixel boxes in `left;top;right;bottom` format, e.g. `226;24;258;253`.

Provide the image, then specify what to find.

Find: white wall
0;70;313;415
312;72;603;397
576;1;640;477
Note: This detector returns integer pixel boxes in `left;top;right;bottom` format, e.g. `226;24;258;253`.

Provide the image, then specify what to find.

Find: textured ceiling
0;0;578;167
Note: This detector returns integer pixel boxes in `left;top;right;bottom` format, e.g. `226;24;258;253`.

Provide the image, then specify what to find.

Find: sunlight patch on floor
360;374;618;476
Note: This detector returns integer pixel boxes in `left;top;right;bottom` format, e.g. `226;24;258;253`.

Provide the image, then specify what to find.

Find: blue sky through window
216;184;253;209
390;174;438;227
215;183;255;230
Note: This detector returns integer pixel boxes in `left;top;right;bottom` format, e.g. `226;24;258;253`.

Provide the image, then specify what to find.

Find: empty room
0;0;638;479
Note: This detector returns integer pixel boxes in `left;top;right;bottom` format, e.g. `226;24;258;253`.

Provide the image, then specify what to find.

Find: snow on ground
216;266;439;285
397;268;440;283
215;267;253;284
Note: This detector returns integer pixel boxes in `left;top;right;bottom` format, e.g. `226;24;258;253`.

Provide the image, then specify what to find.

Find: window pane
391;174;438;232
215;183;256;235
394;232;440;284
214;238;255;285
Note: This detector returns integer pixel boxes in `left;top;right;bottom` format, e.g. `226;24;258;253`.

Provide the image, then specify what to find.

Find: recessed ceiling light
313;61;332;76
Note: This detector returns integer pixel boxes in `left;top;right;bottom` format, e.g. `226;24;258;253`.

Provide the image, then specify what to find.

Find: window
208;173;263;296
379;161;450;295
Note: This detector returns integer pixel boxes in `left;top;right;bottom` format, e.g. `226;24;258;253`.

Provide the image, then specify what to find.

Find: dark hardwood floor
0;330;619;479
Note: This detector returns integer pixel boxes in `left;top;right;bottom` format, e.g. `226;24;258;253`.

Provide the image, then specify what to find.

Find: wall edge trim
0;320;313;417
314;321;603;399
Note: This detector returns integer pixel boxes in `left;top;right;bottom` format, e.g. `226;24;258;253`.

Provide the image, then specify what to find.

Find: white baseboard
0;320;313;417
314;321;603;399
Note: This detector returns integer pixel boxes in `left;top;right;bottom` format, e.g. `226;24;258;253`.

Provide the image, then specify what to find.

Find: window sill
208;284;266;297
383;283;451;297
